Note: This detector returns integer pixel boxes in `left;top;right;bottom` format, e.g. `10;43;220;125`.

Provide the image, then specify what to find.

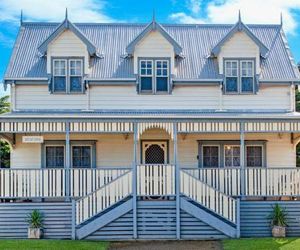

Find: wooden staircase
72;168;239;240
180;170;239;238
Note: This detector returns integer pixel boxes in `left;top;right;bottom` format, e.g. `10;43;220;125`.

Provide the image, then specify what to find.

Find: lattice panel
145;144;165;164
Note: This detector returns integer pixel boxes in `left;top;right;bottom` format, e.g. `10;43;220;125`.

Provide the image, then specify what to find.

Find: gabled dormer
38;11;98;94
126;18;183;94
211;13;269;94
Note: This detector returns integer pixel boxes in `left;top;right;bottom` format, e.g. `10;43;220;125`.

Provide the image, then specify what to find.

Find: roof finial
20;9;23;25
152;9;156;22
237;10;243;30
280;12;283;27
65;8;68;20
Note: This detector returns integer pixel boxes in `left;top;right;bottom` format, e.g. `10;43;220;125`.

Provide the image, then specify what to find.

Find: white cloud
169;12;205;24
0;0;115;24
169;0;300;34
188;0;201;15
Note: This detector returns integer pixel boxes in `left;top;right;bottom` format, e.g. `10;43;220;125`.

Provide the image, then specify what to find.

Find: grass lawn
0;240;109;250
223;238;300;250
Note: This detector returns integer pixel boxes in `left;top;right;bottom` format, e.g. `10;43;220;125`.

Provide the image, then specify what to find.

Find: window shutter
254;74;260;93
48;76;53;93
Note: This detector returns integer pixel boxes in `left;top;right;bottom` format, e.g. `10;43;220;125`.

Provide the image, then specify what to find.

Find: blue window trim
223;58;258;95
198;140;267;168
51;57;85;94
138;57;171;95
41;140;96;168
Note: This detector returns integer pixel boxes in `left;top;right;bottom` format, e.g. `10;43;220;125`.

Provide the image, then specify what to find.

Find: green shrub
26;210;44;228
268;203;288;227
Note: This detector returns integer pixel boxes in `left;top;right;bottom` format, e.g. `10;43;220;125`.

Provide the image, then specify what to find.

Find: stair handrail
75;170;132;225
180;169;237;224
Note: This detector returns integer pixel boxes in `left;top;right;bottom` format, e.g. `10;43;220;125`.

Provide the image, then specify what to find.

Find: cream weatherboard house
1;13;300;240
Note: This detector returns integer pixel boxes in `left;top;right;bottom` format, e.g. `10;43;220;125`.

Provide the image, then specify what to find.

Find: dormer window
139;58;169;94
53;59;67;92
241;60;254;92
70;59;83;92
52;58;84;94
224;59;255;94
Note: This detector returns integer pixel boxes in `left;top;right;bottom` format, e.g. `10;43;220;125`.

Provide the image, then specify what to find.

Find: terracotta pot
28;227;43;239
272;225;286;238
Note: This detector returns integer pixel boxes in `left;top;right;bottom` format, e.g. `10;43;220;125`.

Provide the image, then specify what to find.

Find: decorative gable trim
211;19;269;58
38;18;97;56
126;21;183;56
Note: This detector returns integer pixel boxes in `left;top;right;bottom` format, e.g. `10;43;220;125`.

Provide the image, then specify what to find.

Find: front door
142;141;168;164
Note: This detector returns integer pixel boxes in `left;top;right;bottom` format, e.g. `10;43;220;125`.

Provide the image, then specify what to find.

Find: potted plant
268;204;288;238
26;210;44;239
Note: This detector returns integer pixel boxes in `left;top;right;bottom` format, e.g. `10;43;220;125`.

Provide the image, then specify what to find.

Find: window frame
42;140;96;169
69;59;84;93
44;145;65;168
224;58;256;95
240;60;255;93
71;144;93;168
51;57;84;94
224;60;239;93
138;58;170;94
246;145;264;168
224;145;241;168
53;59;67;93
155;60;169;93
139;59;154;93
198;140;266;168
201;144;220;168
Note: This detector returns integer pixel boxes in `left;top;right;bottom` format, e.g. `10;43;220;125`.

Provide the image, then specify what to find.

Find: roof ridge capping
211;12;269;58
126;20;183;56
37;15;99;57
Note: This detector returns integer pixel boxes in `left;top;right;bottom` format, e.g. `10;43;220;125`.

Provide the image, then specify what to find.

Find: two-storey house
1;13;300;240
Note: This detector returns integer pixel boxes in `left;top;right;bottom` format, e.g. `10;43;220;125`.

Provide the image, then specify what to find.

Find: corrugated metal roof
4;22;300;81
2;110;300;120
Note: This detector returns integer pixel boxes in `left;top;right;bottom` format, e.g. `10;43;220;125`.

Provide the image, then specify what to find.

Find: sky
1;0;300;96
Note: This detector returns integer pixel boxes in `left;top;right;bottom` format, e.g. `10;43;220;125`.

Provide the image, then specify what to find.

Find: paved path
109;240;222;250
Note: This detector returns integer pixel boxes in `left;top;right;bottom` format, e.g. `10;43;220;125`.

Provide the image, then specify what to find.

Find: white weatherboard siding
15;84;291;111
47;30;89;74
218;31;260;74
11;135;41;169
222;85;291;110
133;31;175;74
15;85;87;110
11;132;294;169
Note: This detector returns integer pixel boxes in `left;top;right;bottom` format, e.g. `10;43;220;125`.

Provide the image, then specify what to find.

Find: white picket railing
2;167;300;199
0;168;130;198
70;168;130;197
246;168;300;196
0;168;65;198
75;170;132;225
183;168;241;196
137;164;175;196
181;170;237;223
